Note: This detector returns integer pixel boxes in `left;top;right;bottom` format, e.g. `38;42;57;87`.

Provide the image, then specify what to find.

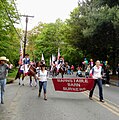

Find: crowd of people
0;54;119;104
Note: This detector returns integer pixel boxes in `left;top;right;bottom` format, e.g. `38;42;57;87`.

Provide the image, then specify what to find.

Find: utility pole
21;15;34;57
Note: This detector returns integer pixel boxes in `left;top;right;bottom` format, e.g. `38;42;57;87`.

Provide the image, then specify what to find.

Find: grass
7;68;18;83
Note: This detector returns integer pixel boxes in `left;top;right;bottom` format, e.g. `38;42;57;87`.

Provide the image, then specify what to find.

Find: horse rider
22;54;30;76
57;56;64;71
51;61;56;70
58;56;64;64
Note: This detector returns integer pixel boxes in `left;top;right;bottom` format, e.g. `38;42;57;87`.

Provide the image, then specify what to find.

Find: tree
0;0;21;65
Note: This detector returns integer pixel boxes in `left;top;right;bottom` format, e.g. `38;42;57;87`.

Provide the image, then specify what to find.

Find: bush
7;67;18;83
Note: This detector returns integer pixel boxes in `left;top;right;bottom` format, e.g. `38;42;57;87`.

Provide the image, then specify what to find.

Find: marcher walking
0;56;12;104
37;64;48;100
105;65;110;85
89;60;104;103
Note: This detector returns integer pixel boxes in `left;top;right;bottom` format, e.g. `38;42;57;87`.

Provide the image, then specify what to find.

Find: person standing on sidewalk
0;56;12;104
116;63;119;86
71;65;74;75
37;64;48;100
89;60;104;103
105;65;111;85
85;64;91;78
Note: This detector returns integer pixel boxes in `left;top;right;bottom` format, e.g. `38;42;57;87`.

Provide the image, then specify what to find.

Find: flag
41;53;44;61
20;39;23;57
57;48;60;61
52;54;56;63
50;57;52;66
18;39;23;65
41;53;45;64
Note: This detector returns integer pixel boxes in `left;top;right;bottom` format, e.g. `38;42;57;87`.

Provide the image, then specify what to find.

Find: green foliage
0;0;20;65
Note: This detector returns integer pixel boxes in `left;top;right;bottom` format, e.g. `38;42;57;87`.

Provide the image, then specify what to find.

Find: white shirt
39;70;48;82
92;66;102;79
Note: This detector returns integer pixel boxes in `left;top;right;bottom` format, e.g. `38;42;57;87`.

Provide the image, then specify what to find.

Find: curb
109;80;119;87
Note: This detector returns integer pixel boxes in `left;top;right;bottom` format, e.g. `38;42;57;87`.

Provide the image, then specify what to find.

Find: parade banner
52;78;94;92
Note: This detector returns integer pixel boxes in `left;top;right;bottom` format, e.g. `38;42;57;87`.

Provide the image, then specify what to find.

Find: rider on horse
22;54;30;75
16;54;32;85
57;56;64;71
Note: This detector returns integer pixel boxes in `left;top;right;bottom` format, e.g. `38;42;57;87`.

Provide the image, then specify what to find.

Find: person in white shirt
37;64;48;100
89;60;104;103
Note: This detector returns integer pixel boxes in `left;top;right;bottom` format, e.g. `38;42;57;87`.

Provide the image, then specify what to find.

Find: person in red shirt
71;65;74;74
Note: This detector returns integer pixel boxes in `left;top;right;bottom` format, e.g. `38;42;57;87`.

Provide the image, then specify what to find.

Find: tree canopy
0;0;21;65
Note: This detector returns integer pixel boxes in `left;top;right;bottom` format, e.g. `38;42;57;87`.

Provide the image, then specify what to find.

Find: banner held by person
52;78;94;92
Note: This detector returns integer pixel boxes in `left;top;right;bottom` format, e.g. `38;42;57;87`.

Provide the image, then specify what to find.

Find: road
0;74;119;120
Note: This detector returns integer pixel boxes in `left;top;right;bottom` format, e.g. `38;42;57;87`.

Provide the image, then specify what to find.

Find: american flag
18;40;23;65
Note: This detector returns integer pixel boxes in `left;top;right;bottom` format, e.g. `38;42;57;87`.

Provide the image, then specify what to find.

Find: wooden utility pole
21;15;34;57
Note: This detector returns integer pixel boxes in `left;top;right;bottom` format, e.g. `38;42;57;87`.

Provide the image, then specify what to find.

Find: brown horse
15;64;37;86
52;66;57;77
58;65;66;78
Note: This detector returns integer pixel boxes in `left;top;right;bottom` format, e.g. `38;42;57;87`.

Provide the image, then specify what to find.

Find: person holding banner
36;64;48;100
89;60;105;103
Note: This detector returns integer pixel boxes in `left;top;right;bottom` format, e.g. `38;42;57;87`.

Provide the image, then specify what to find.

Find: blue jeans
67;70;71;75
0;79;5;102
89;78;103;100
39;81;47;94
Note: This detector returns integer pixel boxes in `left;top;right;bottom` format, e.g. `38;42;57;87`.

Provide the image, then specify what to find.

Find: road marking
83;91;119;116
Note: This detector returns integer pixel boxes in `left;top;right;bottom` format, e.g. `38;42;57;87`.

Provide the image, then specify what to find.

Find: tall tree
0;0;21;65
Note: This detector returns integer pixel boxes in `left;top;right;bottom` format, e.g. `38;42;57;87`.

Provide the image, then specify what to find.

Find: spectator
71;65;74;75
0;56;12;104
105;65;111;86
116;64;119;86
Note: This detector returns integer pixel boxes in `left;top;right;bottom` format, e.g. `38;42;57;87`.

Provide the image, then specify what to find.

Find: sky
16;0;78;30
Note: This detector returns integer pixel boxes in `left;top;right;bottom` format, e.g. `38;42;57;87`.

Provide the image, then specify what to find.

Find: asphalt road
0;74;119;120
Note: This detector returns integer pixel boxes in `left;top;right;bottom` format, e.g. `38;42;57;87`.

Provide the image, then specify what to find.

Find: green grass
7;68;18;83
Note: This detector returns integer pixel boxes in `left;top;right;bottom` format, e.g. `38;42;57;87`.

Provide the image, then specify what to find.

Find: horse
15;64;37;86
52;66;57;77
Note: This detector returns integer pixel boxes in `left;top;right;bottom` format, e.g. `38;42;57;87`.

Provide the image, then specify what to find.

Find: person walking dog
89;60;105;103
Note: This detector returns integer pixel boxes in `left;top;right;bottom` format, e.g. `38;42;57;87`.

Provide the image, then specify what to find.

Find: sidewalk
110;79;119;87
